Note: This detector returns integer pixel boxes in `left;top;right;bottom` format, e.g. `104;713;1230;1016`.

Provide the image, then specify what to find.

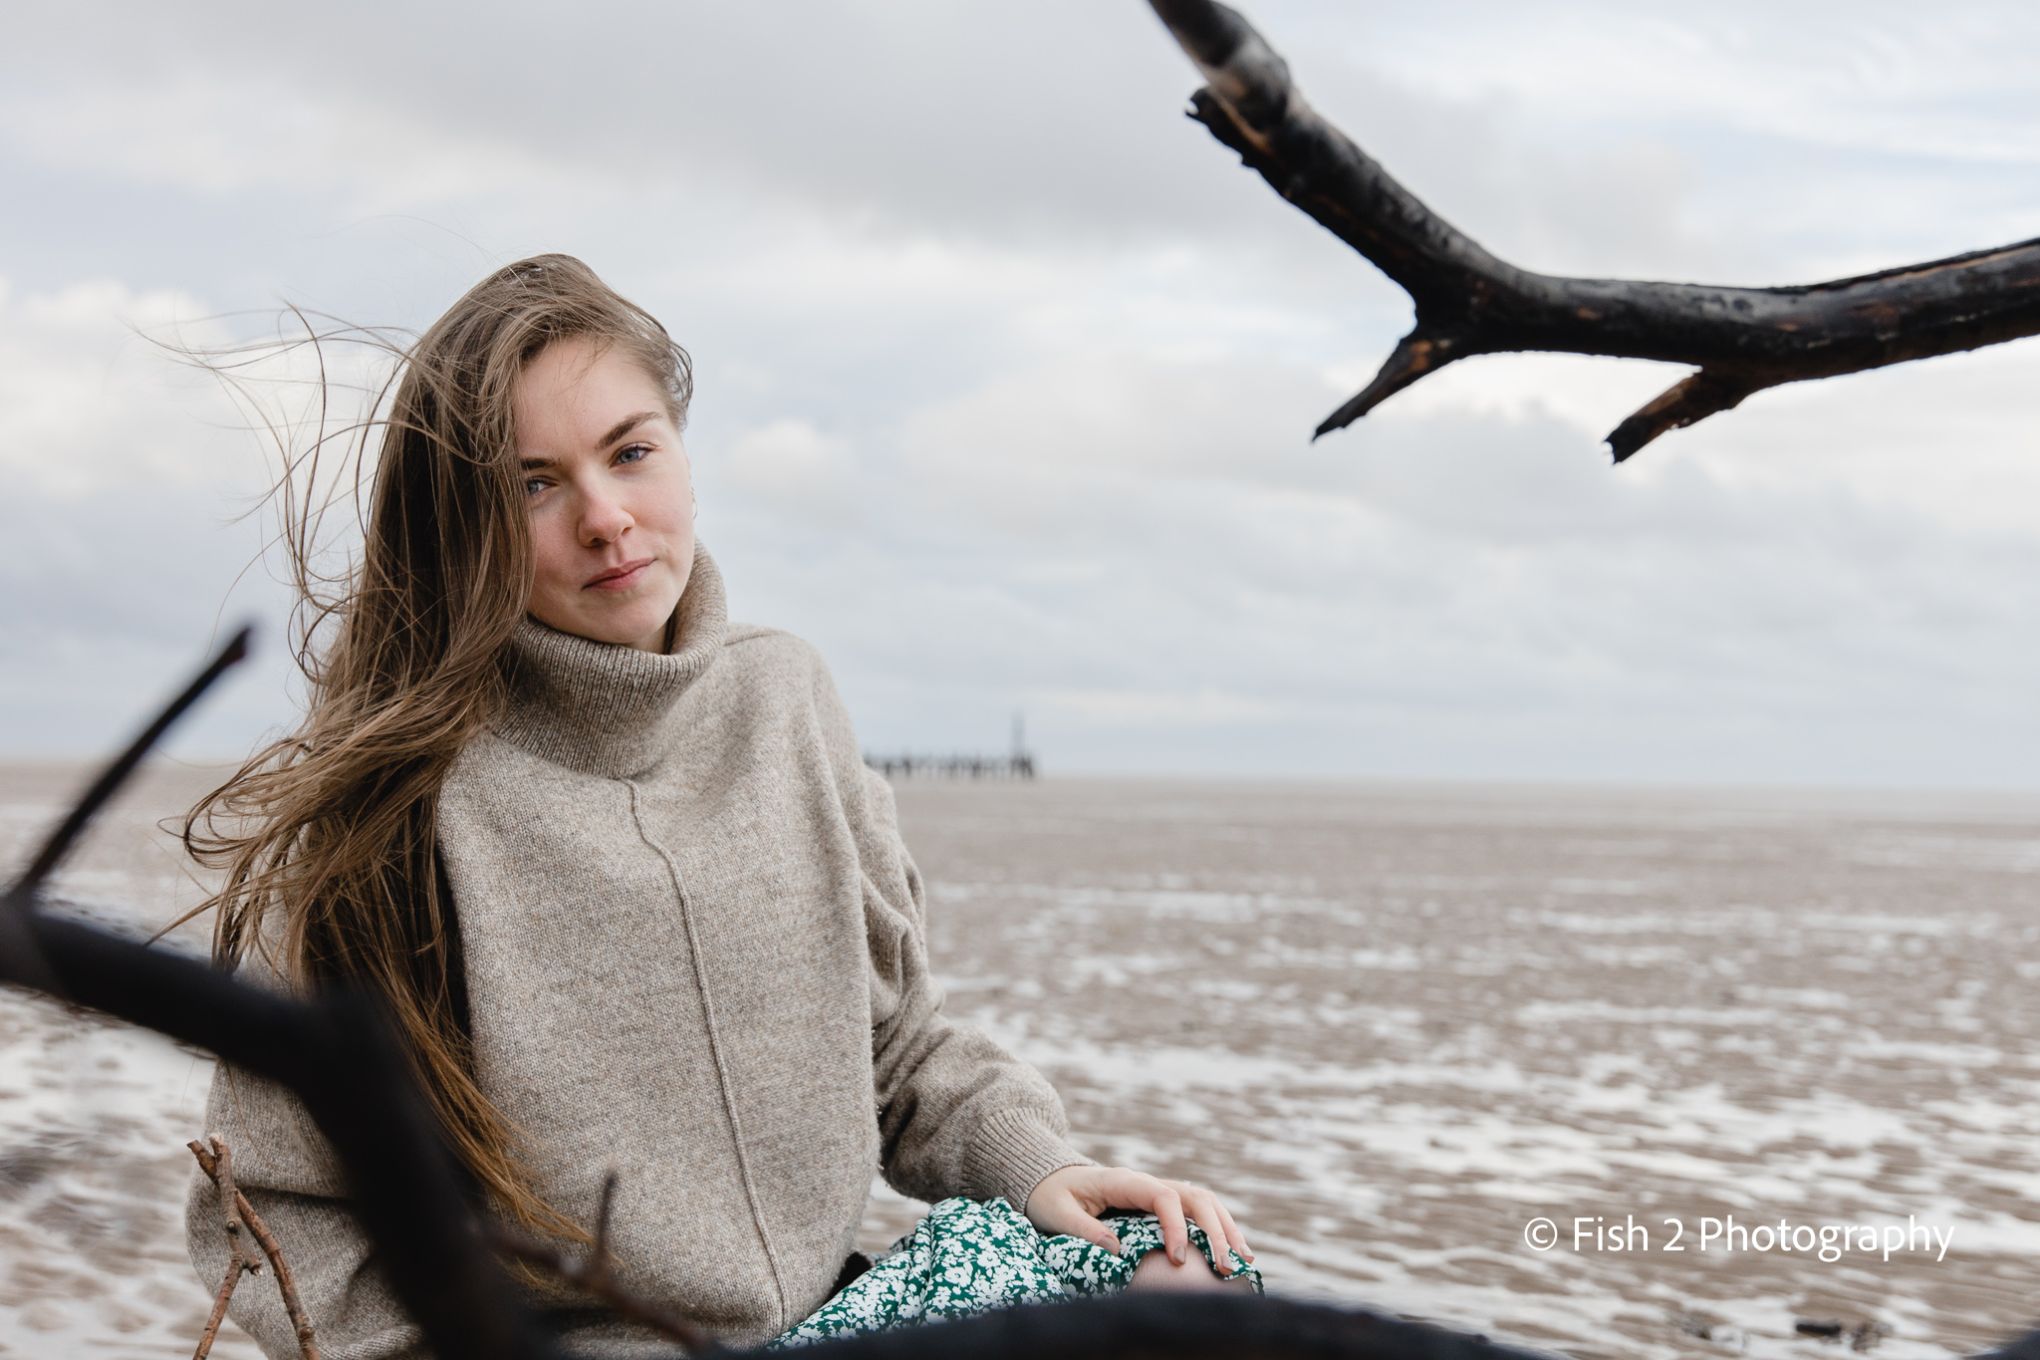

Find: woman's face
514;334;695;652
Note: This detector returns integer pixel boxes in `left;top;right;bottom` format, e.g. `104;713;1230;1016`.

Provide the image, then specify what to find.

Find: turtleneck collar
493;537;728;778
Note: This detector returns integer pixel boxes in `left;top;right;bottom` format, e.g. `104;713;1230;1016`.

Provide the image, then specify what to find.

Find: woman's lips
585;559;652;590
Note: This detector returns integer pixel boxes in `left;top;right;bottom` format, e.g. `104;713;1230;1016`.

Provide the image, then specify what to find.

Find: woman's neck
493;538;727;777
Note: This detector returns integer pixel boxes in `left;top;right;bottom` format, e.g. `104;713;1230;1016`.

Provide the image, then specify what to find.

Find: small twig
194;1258;246;1360
209;1136;257;1274
190;1136;321;1360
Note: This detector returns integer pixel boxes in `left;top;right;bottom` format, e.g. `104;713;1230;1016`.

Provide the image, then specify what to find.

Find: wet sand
3;762;2037;1357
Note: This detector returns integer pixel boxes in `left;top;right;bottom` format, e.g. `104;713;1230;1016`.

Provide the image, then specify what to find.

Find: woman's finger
1071;1208;1123;1255
1185;1189;1233;1274
1150;1183;1188;1265
1215;1196;1253;1263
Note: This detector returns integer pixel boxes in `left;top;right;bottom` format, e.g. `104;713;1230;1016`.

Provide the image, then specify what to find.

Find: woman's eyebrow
519;411;661;469
595;411;660;448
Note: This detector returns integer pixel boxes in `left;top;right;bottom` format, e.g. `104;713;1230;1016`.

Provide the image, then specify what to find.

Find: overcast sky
3;1;2036;787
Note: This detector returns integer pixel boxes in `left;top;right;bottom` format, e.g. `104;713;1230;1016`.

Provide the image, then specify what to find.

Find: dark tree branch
1148;0;2040;460
25;912;563;1360
1;630;561;1360
7;627;249;897
485;1169;719;1352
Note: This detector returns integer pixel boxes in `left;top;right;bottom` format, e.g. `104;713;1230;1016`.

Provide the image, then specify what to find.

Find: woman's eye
524;477;548;496
617;443;651;465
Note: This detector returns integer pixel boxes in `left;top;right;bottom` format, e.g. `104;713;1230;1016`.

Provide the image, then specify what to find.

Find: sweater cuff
965;1108;1099;1215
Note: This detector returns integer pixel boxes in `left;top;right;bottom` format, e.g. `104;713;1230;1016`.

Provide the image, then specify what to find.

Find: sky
2;1;2036;787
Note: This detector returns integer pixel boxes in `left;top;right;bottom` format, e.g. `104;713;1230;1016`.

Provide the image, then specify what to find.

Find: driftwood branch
190;1136;320;1360
1147;0;2040;461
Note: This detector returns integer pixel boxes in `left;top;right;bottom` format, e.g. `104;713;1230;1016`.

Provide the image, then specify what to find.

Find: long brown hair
160;254;694;1271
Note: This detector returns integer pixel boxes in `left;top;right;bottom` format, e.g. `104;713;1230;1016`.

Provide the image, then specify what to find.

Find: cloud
1036;685;1289;727
733;341;2039;783
0;273;405;516
0;273;380;757
2;4;2036;785
0;276;242;497
0;73;586;213
0;0;1840;290
718;416;863;523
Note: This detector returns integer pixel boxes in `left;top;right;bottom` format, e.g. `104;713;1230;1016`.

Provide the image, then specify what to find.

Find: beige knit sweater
185;538;1094;1356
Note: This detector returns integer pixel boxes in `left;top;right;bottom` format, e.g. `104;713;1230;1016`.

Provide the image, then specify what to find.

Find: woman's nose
579;488;634;545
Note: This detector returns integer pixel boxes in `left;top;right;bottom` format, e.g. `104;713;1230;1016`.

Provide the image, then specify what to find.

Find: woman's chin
528;602;668;650
531;563;688;650
615;607;677;651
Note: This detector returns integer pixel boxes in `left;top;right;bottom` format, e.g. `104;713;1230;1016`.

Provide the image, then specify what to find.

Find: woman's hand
1023;1164;1255;1276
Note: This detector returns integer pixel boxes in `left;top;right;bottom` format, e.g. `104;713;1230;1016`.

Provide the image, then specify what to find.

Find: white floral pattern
767;1196;1265;1348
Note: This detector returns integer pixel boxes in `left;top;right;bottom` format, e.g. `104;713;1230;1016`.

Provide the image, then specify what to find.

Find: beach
3;761;2037;1358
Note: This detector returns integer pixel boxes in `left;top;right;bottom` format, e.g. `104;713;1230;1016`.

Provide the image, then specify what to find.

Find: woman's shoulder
722;619;831;686
720;621;860;736
723;618;804;653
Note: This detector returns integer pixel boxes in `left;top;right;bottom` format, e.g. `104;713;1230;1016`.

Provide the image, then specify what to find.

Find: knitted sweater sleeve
809;649;1098;1213
855;762;1099;1212
184;954;429;1360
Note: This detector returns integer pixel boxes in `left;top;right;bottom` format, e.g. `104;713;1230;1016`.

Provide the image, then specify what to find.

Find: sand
3;761;2037;1358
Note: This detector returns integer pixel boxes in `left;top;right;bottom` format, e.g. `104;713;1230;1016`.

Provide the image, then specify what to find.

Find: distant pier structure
866;710;1038;780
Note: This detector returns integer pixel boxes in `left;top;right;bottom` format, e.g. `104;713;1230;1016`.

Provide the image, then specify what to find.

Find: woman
178;253;1261;1356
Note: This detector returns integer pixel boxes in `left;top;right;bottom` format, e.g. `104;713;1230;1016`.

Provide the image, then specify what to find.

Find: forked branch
1147;0;2040;460
190;1136;320;1360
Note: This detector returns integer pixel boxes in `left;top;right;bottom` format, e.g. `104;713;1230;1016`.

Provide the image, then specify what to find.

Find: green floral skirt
766;1195;1265;1348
